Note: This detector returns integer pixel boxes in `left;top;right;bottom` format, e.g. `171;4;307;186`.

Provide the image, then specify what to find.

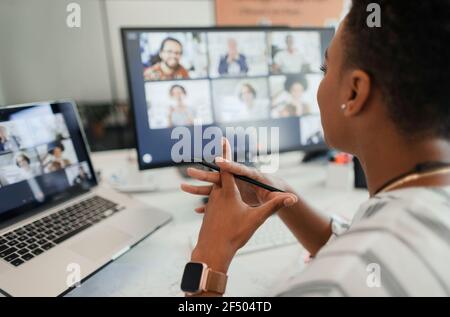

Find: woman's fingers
180;183;213;196
221;137;232;161
253;193;298;222
186;167;220;184
194;206;206;214
215;157;262;181
220;170;239;195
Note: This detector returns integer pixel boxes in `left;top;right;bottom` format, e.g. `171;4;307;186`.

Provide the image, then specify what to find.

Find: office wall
0;66;4;106
0;0;112;104
0;0;214;105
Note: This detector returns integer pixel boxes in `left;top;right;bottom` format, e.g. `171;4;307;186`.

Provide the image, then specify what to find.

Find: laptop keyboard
0;196;124;267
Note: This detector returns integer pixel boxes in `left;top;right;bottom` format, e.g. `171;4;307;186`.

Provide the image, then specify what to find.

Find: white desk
66;150;369;297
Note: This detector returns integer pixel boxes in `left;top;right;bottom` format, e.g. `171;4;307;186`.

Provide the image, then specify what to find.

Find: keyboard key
91;217;102;224
26;238;36;244
14;229;26;236
18;248;29;255
28;243;38;250
18;236;27;241
0;245;8;252
37;239;47;245
5;253;19;262
8;240;18;246
16;242;26;249
11;258;24;267
42;243;54;250
31;248;43;256
22;253;34;261
6;234;17;241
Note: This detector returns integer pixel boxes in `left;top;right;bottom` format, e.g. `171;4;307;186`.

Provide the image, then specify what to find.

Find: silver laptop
0;100;171;296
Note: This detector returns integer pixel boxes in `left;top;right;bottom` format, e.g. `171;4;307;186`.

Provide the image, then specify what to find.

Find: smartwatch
181;262;228;295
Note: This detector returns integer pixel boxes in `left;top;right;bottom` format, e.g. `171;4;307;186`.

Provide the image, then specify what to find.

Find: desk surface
65;150;369;297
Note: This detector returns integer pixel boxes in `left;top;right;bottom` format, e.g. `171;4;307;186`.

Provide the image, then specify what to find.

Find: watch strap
205;269;228;294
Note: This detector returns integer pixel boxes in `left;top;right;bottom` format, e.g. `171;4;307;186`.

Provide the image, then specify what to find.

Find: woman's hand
181;138;293;213
183;138;335;270
190;167;298;273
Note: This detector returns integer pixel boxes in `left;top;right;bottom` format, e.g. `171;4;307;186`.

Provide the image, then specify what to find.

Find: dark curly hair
284;74;308;92
343;0;450;140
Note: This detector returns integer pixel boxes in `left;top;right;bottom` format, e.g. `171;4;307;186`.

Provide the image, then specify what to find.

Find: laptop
0;100;171;296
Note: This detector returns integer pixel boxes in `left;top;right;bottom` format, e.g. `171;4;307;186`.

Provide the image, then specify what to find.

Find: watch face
181;262;204;293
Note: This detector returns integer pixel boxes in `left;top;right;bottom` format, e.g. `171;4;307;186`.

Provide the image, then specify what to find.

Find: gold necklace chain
379;166;450;194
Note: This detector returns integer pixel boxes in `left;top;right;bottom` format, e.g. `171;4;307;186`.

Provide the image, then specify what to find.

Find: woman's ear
342;70;371;117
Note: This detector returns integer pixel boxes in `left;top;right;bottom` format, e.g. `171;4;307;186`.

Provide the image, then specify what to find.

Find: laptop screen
0;101;97;222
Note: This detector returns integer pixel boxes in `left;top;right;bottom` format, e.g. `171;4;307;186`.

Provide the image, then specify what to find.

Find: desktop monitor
122;27;334;169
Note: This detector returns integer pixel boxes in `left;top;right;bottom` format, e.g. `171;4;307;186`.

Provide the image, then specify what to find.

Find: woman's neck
357;137;450;196
176;101;186;109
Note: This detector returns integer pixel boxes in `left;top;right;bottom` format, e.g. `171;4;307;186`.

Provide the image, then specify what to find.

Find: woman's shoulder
276;186;450;297
353;186;450;224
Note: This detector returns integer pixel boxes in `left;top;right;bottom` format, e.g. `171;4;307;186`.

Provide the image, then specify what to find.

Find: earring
340;104;347;110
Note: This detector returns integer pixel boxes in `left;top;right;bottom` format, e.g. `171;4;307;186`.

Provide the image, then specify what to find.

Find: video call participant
0;125;21;153
73;165;90;189
144;37;190;81
272;74;311;118
15;152;41;179
272;34;308;74
232;83;268;122
218;39;249;76
42;142;72;173
168;84;195;127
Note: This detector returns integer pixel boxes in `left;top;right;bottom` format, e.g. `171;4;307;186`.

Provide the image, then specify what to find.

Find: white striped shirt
278;186;450;297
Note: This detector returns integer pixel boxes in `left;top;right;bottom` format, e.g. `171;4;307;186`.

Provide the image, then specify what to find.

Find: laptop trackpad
68;226;132;262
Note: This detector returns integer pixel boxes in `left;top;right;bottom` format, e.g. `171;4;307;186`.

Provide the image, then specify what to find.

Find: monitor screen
122;27;334;169
0;101;97;222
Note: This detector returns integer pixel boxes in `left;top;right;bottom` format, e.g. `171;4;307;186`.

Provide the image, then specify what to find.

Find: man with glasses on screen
144;37;190;81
